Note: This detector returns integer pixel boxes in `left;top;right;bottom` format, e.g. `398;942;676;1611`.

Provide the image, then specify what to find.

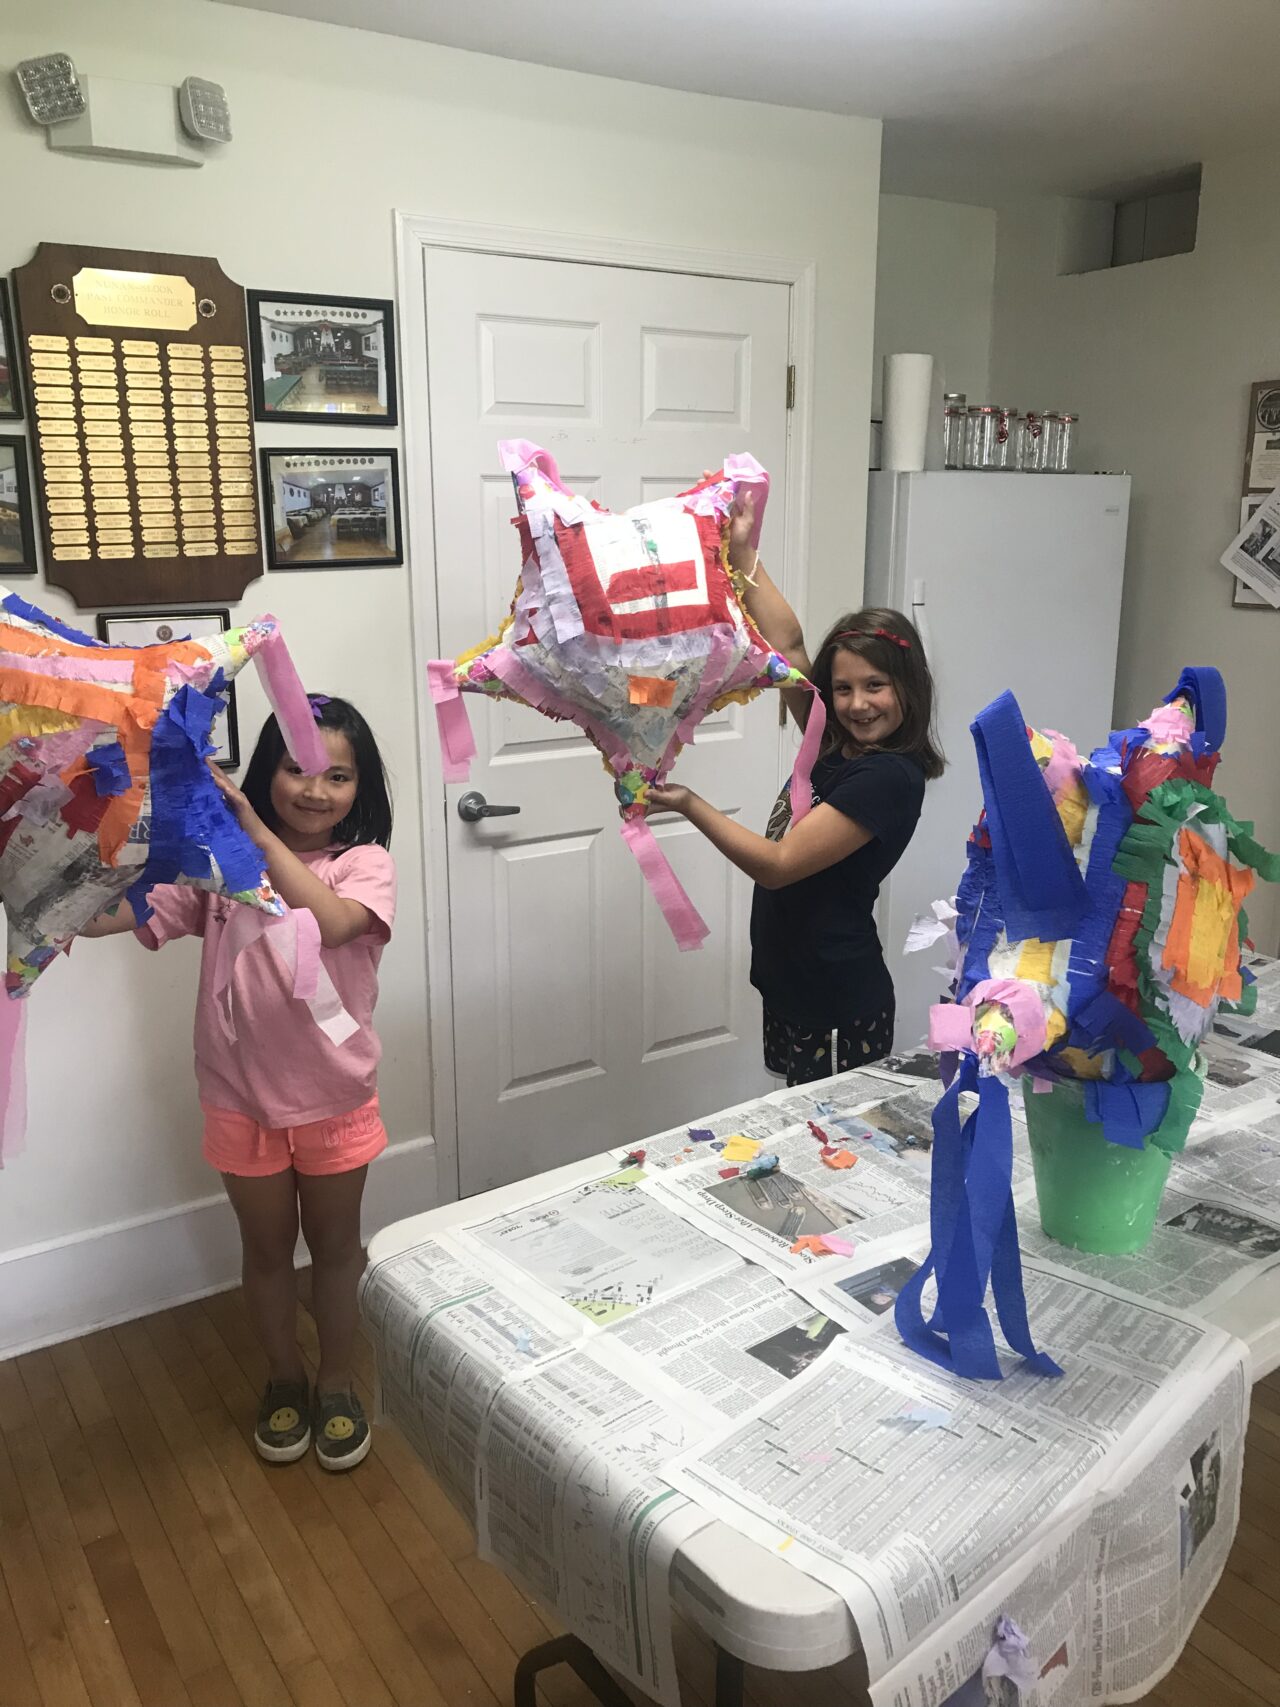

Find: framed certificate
1242;380;1280;493
95;607;241;766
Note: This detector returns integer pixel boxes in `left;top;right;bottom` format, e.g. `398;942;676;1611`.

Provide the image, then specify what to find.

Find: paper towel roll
883;353;934;472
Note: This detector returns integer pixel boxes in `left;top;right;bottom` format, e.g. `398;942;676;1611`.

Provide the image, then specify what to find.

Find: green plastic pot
1022;1077;1172;1255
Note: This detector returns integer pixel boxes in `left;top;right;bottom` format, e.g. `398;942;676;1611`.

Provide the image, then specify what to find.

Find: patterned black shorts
762;1006;895;1087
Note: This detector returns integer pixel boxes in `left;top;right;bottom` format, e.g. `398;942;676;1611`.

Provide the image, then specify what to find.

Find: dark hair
241;695;393;848
809;606;944;780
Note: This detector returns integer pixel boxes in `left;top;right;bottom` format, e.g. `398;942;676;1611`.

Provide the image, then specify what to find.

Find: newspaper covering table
360;972;1280;1707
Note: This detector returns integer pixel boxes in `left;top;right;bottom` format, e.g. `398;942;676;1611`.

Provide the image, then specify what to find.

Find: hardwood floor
1;1283;1276;1707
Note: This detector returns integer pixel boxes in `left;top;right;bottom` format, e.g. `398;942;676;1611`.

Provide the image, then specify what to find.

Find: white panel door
422;248;792;1195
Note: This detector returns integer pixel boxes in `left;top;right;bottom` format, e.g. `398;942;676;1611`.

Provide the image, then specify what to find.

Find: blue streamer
1;593;101;647
86;741;131;798
1164;666;1226;754
128;685;263;924
971;692;1089;945
1084;1080;1171;1150
895;1060;1061;1379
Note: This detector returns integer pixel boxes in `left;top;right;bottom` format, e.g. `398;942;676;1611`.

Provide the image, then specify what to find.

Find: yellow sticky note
722;1135;760;1162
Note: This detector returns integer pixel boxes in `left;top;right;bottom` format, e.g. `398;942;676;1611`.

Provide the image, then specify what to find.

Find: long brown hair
808;606;944;779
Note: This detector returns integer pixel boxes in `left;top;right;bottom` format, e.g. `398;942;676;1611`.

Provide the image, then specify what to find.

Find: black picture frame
260;447;403;571
95;608;241;768
0;436;37;574
0;280;21;422
247;289;397;426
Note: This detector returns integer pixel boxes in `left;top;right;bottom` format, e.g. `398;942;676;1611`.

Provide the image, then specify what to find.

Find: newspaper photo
665;1261;1228;1686
459;1166;739;1322
646;1120;933;1277
1220;483;1280;607
475;1349;712;1707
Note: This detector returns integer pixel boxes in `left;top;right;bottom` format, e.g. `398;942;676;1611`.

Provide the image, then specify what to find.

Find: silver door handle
457;791;521;823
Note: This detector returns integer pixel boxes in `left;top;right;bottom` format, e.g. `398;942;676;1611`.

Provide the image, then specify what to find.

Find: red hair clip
836;627;911;651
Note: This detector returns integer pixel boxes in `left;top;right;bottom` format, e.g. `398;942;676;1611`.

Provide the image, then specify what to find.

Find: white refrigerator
863;470;1131;1051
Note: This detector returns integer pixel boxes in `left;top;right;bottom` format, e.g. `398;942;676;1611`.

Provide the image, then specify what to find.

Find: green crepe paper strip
1112;778;1280;1155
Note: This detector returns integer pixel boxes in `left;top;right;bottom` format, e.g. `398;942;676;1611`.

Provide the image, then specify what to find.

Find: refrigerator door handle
910;576;931;653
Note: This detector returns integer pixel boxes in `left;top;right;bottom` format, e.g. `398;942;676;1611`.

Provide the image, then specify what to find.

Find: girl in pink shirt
88;697;395;1472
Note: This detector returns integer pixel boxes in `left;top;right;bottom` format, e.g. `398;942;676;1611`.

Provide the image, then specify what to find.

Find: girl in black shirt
647;497;943;1085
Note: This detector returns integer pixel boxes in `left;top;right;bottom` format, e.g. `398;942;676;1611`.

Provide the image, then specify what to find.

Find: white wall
0;0;881;1351
989;150;1280;953
872;195;997;418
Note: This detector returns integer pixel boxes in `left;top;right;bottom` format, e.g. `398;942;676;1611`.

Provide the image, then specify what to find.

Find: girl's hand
646;783;696;817
207;759;272;849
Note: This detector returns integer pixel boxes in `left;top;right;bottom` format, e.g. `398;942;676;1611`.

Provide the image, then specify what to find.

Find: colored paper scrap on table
722;1135;760;1162
790;1235;835;1257
718;1166;740;1180
598;1166;645;1188
424;440;831;950
983;1615;1039;1689
899;1402;952;1429
807;1120;830;1143
820;1148;857;1170
688;1127;716;1142
742;1153;779;1179
804;1314;832;1340
819;1234;855;1257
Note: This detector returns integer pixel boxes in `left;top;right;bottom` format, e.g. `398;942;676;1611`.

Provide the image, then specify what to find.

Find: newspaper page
1087;1346;1249;1703
475;1349;712;1707
1193;1043;1280;1131
872;1508;1093;1707
359;1235;583;1516
604;1258;853;1420
458;1166;739;1322
636;1095;803;1171
665;1260;1227;1686
1219;484;1280;607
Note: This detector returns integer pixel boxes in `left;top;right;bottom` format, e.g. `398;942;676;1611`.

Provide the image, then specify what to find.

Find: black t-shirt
750;748;926;1029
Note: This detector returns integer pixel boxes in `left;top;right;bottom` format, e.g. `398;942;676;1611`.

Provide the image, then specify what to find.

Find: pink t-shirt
140;844;396;1128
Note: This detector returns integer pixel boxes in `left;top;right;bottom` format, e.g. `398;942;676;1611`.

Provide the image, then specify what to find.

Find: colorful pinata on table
427;440;825;949
0;589;327;1162
897;666;1280;1379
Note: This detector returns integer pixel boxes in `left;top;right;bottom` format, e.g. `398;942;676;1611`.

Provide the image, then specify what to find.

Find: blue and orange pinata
0;588;327;1161
897;666;1280;1380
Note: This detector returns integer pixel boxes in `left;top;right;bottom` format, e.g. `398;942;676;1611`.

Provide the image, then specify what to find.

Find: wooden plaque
12;242;264;608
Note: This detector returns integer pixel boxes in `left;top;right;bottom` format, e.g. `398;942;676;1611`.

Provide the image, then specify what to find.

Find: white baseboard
0;1135;437;1361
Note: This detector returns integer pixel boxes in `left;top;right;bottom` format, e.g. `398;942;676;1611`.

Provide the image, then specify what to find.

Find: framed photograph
0;280;21;421
1241;379;1280;494
95;609;241;767
1233;496;1276;609
261;447;403;570
247;290;397;425
0;437;37;574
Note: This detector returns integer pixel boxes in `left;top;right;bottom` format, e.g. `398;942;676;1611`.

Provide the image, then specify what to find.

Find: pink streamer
0;995;28;1167
253;625;328;774
620;817;709;952
427;661;478;782
789;684;827;824
722;452;770;548
499;438;572;496
0;648;134;683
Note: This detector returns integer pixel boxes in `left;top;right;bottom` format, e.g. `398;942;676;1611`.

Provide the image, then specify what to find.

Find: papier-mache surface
0;588;326;997
427;441;825;948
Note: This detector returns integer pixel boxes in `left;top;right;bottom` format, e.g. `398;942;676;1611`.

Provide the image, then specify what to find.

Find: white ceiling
214;0;1277;201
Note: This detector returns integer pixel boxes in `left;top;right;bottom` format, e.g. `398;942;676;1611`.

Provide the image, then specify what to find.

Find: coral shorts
202;1096;387;1178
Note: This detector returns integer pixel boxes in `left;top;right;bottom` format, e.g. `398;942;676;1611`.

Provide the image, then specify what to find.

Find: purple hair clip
307;694;331;723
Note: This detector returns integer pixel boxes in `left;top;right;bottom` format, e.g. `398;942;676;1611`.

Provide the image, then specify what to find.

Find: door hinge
786;365;796;410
